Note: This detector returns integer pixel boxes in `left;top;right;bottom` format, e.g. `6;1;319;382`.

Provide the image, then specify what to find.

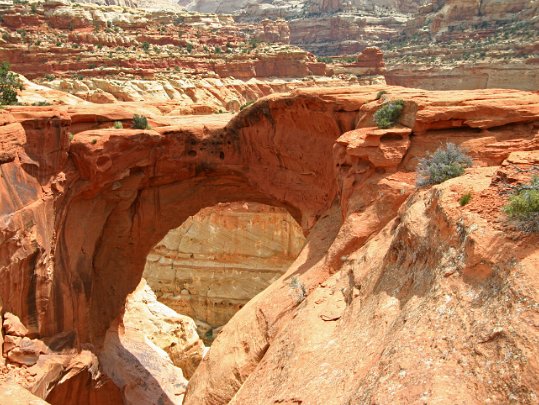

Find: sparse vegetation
459;192;472;206
142;41;150;53
503;176;539;232
373;99;404;129
375;90;388;100
113;121;123;129
240;100;255;111
0;62;23;106
317;56;333;64
132;114;149;129
289;276;306;304
416;143;473;187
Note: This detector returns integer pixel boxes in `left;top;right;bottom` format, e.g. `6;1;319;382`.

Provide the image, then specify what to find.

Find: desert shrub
459;192;472;206
375;90;388;100
373;99;404;129
503;176;539;232
416;143;473;187
32;101;51;106
142;41;150;52
0;62;23;105
289;276;306;304
132;114;149;129
240;100;255;111
113;121;123;129
317;56;333;63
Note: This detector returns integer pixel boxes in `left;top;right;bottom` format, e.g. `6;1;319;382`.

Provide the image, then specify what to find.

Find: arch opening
143;201;306;344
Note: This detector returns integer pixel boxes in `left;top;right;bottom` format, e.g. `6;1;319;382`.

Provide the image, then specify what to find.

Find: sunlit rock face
143;202;306;337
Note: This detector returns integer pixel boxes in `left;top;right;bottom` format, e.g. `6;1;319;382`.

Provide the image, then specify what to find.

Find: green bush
503;176;539;232
0;62;23;105
375;90;388;100
373;99;405;129
459;192;472;206
416;143;473;186
113;121;123;129
132;114;149;129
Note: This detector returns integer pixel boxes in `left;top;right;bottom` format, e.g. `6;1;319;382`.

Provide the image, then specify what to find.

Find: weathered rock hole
143;201;306;345
380;134;404;141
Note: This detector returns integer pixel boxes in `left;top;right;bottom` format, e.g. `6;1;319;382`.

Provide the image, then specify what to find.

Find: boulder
3;313;29;338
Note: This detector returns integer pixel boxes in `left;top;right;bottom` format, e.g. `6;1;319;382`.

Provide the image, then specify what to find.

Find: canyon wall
144;202;305;338
0;1;325;82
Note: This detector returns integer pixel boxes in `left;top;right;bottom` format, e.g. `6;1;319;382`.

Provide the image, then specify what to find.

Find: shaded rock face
143;202;305;336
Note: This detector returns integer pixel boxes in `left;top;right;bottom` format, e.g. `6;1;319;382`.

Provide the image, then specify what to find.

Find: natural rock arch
44;93;353;344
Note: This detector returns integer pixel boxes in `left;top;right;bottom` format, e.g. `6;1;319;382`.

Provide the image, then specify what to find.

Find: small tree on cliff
0;62;23;106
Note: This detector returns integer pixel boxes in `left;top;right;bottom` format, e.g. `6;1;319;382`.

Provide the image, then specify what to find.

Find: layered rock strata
0;1;323;82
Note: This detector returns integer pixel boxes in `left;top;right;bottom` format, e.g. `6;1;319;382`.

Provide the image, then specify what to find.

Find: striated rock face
44;75;354;110
382;0;539;90
288;13;407;56
144;202;305;336
333;46;386;76
385;64;539;91
0;1;328;83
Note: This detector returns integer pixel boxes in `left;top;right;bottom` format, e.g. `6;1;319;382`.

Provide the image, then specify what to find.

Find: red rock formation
183;87;539;404
1;86;538;403
355;46;385;73
255;19;291;44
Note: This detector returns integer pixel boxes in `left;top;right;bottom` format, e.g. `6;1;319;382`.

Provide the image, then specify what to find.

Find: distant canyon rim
0;0;538;404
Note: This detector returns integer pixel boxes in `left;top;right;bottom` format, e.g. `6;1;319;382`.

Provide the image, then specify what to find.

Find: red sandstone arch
41;93;355;344
5;86;536;348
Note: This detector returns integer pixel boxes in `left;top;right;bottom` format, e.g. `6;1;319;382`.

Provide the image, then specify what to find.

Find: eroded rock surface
99;280;203;404
0;84;538;404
